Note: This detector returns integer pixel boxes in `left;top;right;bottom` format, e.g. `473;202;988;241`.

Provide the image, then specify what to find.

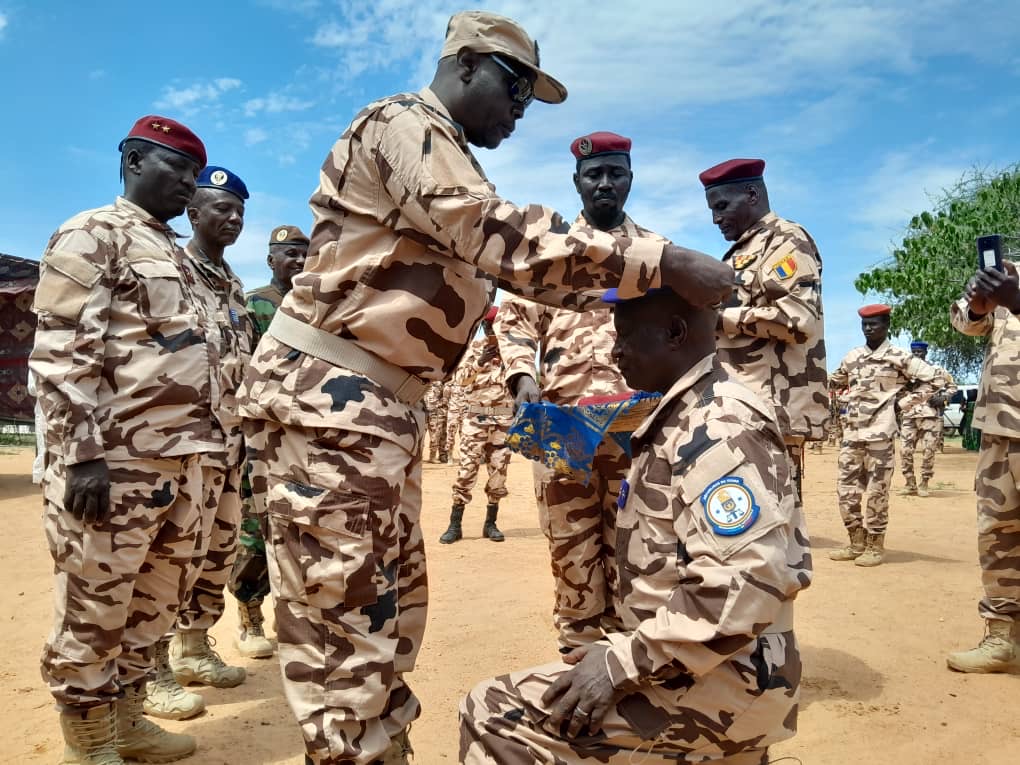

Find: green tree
855;165;1020;379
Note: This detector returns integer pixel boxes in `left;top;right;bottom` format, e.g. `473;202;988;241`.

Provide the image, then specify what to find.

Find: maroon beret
858;303;892;317
484;305;499;322
571;131;632;161
118;115;207;168
699;158;766;189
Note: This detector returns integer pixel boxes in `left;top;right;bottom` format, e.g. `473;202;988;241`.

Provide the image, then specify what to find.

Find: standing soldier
423;381;448;463
496;131;667;650
31;115;208;764
444;377;466;462
461;286;811;764
230;224;308;661
699;158;828;505
946;263;1020;673
829;305;943;567
145;166;252;721
440;306;513;543
236;10;731;763
899;340;956;497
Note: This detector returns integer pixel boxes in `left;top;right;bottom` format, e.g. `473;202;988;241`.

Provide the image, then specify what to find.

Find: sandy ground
2;440;1019;765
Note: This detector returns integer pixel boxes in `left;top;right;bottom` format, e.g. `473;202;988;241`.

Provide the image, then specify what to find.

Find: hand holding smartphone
977;234;1003;271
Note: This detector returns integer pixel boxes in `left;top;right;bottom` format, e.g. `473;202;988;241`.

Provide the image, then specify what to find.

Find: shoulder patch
700;476;760;536
617;478;630;509
732;252;758;270
770;254;797;280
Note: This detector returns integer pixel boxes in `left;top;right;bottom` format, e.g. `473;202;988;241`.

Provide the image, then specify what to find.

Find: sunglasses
490;53;535;107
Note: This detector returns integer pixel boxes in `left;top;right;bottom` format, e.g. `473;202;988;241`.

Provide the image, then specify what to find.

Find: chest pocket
127;258;186;319
619;458;679;585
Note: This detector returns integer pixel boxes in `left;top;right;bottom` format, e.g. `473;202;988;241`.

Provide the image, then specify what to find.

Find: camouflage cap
269;225;309;246
440;10;567;104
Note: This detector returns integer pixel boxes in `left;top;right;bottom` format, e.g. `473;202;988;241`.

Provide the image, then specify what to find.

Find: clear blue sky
2;1;1018;378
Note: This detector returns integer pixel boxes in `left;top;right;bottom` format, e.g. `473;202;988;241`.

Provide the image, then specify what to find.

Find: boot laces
197;634;231;671
244;605;267;638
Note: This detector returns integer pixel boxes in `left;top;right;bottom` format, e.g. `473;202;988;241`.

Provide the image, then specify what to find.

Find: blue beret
910;341;929;350
196;165;249;201
601;287;670;304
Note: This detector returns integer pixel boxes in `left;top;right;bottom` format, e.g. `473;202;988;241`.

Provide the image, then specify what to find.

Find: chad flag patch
771;255;797;280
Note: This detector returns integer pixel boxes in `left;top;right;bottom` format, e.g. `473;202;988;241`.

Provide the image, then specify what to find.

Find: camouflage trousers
40;456;203;709
974;435;1020;622
451;413;513;506
534;436;628;649
426;404;448;461
176;464;243;631
459;633;799;764
837;438;895;534
245;416;426;764
900;416;940;485
785;439;804;510
446;395;466;458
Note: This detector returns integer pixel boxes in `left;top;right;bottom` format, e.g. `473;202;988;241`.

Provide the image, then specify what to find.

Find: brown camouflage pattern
445;379;466;458
836;438;896;534
951;297;1020;438
423;381;448;461
899;417;940;486
973;435;1020;622
716;212;828;442
177;465;243;631
451;335;514;505
951;296;1020;623
30;196;220;464
460;354;811;761
244;381;425;763
829;340;944;442
40;456;203;708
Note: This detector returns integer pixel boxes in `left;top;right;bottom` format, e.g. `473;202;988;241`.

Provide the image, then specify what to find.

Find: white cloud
245;127;269;146
0;12;8;36
154;78;243;115
244;92;314;117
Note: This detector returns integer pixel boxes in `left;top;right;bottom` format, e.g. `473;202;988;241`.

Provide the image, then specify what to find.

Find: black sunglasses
490;53;535;106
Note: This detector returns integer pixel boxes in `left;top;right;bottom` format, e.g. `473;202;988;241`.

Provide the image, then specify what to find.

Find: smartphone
977;234;1003;271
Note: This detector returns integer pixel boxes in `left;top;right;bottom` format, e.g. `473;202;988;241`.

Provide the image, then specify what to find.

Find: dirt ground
2;440;1018;765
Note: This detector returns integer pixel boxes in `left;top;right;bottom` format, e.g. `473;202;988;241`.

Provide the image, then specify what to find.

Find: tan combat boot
59;703;124;765
235;601;274;659
144;636;205;720
946;619;1020;673
917;479;930;497
854;533;886;567
169;630;245;688
116;683;196;762
380;728;413;765
899;480;917;496
828;528;866;561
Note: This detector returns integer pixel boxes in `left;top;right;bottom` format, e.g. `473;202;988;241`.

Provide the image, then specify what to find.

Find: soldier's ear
668;315;688;347
457;48;481;84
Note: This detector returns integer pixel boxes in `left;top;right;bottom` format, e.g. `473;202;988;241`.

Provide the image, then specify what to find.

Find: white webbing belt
267;311;428;407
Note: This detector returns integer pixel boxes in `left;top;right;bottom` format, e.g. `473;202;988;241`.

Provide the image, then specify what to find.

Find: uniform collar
730;210;777;249
862;339;891;356
572;211;639;237
418;87;470;149
115;195;183;236
631;352;717;442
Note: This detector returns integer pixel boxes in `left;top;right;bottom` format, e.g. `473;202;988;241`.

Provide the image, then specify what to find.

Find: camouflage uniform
246;282;285;339
899;363;956;491
950;299;1020;626
830;341;942;535
423;381;448;462
30;196;215;708
460;355;811;763
496;214;667;648
450;335;514;506
445;378;466;459
716;213;827;506
176;243;254;630
237;88;668;764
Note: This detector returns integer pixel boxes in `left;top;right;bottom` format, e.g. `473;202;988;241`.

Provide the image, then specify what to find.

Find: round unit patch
275;228;289;242
210;170;228;186
700;476;759;536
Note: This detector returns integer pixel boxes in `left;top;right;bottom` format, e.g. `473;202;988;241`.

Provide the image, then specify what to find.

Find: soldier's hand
661;244;734;308
478;345;500;366
64;458;111;524
510;374;540;413
542;643;616;737
968;263;1020;314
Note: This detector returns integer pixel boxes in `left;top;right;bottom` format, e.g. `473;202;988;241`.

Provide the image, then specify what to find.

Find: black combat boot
482;502;505;542
440;503;464;544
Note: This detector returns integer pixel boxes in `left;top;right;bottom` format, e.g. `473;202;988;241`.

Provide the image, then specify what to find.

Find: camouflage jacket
829;340;944;442
496;214;666;406
245;282;284;341
900;363;957;419
454;334;514;410
716;212;828;441
605;354;811;695
181;243;255;467
237;88;665;440
30;196;217;464
951;297;1020;439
